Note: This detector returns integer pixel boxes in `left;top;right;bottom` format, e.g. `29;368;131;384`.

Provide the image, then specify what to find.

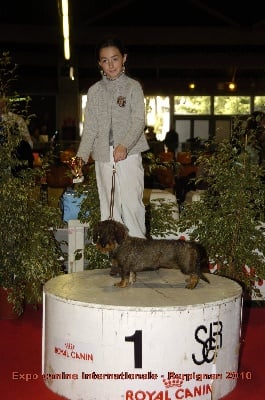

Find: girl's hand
70;156;83;178
113;144;127;162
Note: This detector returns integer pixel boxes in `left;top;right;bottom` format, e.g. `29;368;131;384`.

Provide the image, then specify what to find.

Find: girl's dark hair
95;35;126;60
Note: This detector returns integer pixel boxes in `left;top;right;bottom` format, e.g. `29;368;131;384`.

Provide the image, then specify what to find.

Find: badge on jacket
117;96;126;107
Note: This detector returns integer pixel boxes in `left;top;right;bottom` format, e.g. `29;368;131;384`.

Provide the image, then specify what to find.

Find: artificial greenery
142;151;178;175
0;52;64;315
146;198;180;238
177;120;265;298
142;150;179;189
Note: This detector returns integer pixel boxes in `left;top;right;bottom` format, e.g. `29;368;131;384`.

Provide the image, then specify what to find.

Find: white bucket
42;269;242;400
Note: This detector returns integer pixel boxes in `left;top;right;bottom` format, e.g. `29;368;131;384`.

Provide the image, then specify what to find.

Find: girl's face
98;46;127;79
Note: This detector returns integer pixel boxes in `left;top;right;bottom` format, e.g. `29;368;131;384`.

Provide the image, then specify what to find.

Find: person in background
73;35;149;238
0;97;33;171
164;127;179;160
0;98;33;149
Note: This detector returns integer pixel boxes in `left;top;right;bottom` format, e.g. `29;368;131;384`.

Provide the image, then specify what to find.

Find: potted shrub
177;117;265;299
0;52;64;317
142;150;179;190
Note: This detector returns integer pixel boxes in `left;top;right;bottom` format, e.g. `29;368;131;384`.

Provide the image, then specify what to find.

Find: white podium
42;269;242;400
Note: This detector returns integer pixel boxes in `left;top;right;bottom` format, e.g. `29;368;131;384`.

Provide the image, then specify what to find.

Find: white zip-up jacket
77;73;149;162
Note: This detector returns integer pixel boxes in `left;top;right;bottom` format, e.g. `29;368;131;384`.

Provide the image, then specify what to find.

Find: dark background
0;0;265;95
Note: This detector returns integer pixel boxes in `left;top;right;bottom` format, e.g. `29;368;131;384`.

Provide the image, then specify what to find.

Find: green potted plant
177;117;265;299
142;150;179;190
0;52;64;317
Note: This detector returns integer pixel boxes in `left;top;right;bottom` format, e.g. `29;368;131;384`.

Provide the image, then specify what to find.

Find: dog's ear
113;221;128;244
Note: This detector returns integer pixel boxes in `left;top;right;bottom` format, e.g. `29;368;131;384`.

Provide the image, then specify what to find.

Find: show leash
109;163;117;220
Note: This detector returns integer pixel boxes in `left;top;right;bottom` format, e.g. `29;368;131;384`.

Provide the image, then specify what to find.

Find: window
79;94;87;136
214;96;250;115
254;96;265;112
145;96;170;140
174;96;211;115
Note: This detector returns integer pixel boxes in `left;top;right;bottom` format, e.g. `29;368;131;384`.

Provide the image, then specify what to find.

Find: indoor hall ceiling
1;0;265;94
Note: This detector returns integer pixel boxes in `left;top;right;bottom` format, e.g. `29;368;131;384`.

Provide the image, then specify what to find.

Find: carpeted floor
0;303;264;400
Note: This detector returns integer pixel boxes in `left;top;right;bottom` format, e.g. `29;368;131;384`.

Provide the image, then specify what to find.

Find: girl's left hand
113;144;127;162
69;156;83;177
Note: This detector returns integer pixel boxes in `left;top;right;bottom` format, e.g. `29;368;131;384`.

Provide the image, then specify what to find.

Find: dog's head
92;219;128;253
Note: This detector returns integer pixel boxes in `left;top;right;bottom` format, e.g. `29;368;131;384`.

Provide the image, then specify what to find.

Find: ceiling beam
1;25;265;46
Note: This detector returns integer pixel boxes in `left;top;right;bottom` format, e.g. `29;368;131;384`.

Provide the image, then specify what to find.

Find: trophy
69;156;84;184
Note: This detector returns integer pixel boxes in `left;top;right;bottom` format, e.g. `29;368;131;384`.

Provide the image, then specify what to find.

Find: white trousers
95;147;146;238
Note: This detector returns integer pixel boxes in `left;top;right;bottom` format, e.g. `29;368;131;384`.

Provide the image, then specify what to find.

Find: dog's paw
185;275;199;289
114;278;129;288
128;271;136;284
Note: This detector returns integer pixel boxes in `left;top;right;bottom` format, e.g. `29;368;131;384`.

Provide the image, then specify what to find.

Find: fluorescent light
64;38;70;60
69;66;75;80
62;0;68;15
63;15;69;39
61;0;70;60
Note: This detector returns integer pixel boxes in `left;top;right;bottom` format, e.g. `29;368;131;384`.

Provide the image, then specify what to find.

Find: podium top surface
44;269;242;310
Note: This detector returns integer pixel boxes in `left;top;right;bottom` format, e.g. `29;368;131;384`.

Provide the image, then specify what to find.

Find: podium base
42;269;242;400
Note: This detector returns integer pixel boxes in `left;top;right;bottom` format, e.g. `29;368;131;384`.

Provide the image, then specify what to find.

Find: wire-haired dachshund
92;219;210;289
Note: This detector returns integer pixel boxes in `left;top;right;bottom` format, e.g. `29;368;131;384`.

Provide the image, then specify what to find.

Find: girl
75;36;149;238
